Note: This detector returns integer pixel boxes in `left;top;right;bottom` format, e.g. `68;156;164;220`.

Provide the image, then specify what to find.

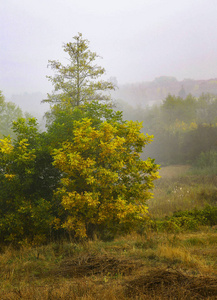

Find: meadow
0;165;217;299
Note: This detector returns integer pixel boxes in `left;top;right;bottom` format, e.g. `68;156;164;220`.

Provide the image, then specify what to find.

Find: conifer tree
43;33;115;107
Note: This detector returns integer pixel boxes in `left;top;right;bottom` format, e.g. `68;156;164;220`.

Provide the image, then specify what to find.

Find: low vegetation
0;165;216;299
0;231;216;299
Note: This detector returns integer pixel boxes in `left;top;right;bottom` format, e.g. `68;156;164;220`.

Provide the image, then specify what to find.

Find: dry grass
1;165;217;299
157;244;207;270
126;268;217;299
56;254;143;278
148;165;217;217
1;268;217;300
0;230;217;299
158;164;191;178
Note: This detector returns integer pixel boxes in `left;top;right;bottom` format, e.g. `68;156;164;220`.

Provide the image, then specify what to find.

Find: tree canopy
0;101;159;244
0;91;23;138
50;102;159;238
120;93;217;165
0;34;160;244
0;118;60;244
43;33;115;107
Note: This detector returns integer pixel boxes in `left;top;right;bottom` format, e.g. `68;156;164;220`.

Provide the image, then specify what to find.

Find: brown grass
126;268;217;299
158;164;191;178
56;254;143;277
0;230;217;299
0;165;217;299
148;165;217;217
1;269;217;300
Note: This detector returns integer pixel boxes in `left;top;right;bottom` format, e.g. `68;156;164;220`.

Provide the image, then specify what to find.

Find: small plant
156;205;217;233
201;205;217;226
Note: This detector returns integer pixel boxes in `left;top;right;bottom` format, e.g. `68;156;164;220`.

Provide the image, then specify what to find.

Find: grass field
0;165;217;299
148;165;217;217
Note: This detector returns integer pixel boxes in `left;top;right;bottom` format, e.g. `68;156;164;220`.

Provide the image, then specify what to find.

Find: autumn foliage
0;34;159;244
0;102;159;243
52;104;159;238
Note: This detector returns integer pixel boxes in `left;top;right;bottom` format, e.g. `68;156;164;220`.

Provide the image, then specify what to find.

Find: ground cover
0;165;217;299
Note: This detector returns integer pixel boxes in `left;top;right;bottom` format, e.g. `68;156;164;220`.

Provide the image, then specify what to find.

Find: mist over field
1;3;217;297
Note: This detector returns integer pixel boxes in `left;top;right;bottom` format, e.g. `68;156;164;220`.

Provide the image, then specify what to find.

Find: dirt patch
125;268;217;299
56;254;143;278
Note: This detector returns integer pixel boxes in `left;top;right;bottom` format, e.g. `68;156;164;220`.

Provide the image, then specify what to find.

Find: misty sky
1;0;217;98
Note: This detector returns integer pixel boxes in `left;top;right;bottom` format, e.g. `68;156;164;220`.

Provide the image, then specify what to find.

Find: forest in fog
1;2;217;298
119;92;217;167
0;32;217;246
5;85;217;167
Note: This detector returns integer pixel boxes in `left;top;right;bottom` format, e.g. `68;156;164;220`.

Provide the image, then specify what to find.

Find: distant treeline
118;93;217;165
114;76;217;106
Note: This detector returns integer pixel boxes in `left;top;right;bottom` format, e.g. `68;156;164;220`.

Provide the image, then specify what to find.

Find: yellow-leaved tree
51;102;160;239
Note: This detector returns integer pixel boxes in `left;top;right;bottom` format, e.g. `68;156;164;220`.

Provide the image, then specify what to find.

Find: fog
1;0;217;108
1;0;217;254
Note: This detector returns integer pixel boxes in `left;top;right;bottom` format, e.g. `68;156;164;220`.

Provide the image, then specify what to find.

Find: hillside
114;77;217;107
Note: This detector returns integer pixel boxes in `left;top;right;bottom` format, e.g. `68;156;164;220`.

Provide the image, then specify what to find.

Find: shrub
156;205;217;233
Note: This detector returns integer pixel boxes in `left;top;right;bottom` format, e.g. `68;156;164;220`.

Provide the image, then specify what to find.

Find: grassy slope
0;165;217;299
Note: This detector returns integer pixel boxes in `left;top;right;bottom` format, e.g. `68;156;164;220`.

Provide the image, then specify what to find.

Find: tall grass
148;165;217;218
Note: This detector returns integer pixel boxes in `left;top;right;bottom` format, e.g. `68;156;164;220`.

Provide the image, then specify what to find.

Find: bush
156;205;217;233
50;102;160;239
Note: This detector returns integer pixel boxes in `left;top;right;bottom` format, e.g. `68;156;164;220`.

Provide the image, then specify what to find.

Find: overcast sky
1;0;217;98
